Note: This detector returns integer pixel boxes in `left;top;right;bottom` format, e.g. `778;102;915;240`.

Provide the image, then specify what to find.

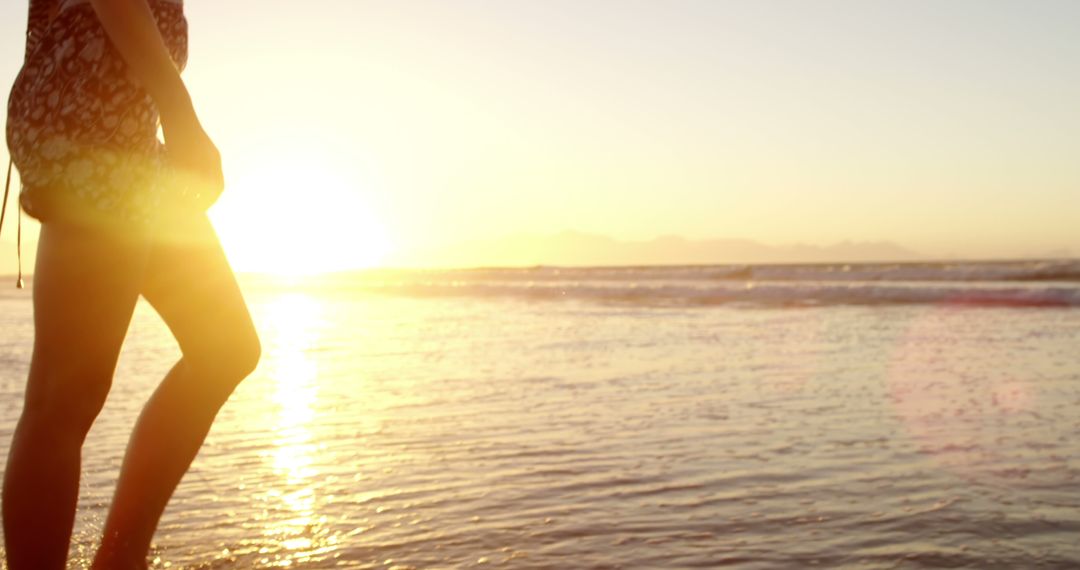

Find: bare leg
93;212;260;568
2;223;151;570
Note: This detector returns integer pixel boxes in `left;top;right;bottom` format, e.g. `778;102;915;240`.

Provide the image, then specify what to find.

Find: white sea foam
357;259;1080;283
261;260;1080;308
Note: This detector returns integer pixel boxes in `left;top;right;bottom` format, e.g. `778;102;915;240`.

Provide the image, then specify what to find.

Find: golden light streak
259;293;332;565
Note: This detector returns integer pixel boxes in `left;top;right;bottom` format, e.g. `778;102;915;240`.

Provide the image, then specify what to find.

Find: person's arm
89;0;194;131
89;0;224;207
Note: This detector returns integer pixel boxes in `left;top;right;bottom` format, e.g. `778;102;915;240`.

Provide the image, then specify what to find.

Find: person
2;0;261;568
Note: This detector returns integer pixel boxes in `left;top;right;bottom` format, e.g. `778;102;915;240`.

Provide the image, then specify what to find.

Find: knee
20;365;112;443
230;331;262;380
186;326;262;389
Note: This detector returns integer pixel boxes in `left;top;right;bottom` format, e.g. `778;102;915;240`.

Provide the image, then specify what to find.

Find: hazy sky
1;0;1078;270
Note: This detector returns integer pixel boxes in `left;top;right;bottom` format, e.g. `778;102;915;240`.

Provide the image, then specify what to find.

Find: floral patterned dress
5;0;188;229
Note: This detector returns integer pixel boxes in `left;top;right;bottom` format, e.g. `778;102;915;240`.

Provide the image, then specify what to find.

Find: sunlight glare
211;148;392;276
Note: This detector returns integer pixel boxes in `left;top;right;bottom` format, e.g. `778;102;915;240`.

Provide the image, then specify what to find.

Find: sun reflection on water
258;292;335;566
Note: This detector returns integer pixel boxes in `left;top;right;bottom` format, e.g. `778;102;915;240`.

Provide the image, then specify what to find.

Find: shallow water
1;276;1079;568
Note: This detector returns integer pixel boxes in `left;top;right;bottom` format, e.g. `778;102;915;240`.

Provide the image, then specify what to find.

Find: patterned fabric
25;0;58;61
5;1;188;229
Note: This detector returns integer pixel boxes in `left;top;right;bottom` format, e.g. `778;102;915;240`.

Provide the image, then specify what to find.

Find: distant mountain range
393;230;927;267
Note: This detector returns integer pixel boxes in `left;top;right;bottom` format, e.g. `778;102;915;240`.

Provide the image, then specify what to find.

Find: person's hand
162;113;224;211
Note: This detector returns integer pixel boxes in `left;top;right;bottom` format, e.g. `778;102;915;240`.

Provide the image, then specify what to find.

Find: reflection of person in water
3;1;261;567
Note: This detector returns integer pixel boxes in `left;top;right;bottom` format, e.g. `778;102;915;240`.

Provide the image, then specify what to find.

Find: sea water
0;260;1078;568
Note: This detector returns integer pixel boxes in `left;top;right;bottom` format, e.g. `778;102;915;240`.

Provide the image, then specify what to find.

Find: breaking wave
288;259;1080;308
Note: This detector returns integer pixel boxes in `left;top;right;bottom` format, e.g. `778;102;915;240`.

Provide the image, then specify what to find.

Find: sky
1;0;1078;271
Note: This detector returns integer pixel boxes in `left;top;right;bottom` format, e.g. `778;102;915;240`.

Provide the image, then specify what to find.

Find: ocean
1;259;1078;568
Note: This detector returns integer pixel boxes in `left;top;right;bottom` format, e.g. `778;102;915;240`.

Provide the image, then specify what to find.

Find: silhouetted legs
3;222;151;570
1;212;259;570
93;213;260;568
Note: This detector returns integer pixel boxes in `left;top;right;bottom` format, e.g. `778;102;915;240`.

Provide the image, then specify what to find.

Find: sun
209;149;392;276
